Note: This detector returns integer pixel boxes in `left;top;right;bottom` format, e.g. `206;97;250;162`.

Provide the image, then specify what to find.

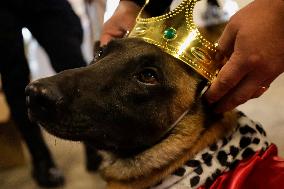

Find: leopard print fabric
151;112;270;189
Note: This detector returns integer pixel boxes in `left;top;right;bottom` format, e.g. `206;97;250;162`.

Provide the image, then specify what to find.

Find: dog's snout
26;81;63;121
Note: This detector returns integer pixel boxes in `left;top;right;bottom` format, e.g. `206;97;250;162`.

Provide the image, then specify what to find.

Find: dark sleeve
126;0;173;16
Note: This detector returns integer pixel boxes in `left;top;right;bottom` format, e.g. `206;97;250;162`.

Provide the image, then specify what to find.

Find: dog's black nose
26;81;63;121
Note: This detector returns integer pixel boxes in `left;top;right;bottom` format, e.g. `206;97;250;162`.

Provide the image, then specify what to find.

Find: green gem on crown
163;28;177;40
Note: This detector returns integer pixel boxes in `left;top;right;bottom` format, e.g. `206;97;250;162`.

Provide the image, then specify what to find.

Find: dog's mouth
28;108;152;154
28;112;84;141
38;122;85;141
27;101;90;142
27;102;176;156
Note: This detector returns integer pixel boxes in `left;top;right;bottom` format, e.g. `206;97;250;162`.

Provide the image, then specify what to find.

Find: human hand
205;0;284;113
100;1;142;46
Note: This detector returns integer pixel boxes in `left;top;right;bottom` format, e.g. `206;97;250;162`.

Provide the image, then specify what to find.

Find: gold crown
128;0;223;82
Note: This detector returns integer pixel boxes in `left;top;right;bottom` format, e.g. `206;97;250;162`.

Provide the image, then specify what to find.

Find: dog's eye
137;68;159;85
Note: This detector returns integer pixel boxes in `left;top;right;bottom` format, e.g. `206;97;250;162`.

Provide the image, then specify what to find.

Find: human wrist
120;0;144;8
118;0;142;13
121;0;172;16
254;0;284;19
271;0;284;19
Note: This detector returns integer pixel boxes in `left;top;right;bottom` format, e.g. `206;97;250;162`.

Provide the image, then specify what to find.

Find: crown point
163;28;177;40
128;0;221;82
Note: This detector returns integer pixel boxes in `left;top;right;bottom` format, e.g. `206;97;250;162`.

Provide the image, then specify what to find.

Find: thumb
100;26;125;46
205;52;248;104
100;34;113;46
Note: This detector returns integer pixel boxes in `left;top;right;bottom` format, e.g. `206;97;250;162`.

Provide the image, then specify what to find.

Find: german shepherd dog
25;38;271;189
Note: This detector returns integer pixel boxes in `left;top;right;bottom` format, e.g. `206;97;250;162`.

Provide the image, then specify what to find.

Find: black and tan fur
26;38;238;189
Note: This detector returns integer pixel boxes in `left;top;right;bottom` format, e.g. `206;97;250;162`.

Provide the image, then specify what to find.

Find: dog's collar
151;112;270;189
160;108;190;139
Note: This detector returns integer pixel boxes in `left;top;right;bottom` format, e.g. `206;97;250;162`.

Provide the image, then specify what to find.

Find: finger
100;34;113;46
100;28;125;46
218;20;239;57
214;71;269;113
205;52;249;104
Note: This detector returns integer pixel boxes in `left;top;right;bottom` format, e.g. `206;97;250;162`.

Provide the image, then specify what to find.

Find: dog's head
26;38;207;155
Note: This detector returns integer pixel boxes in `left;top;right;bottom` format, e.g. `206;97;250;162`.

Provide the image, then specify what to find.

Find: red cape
199;144;284;189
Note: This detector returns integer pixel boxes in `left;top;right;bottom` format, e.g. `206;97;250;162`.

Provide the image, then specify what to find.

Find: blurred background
0;0;283;188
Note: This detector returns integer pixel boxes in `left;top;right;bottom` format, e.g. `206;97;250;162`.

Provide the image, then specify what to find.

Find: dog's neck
99;108;238;189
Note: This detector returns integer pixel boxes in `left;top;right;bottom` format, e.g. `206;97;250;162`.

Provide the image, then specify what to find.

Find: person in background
0;0;86;187
100;0;284;113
